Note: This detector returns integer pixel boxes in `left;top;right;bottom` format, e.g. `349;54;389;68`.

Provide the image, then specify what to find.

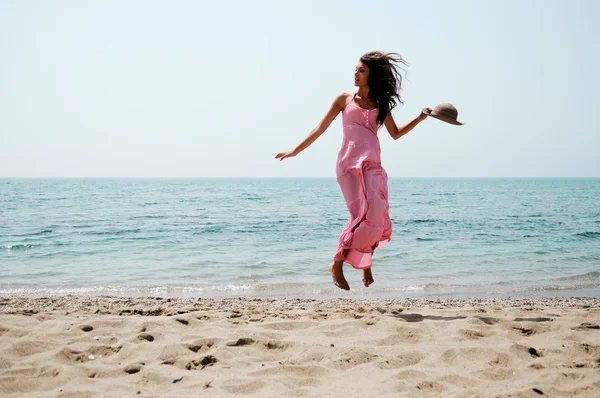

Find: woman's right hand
275;150;297;161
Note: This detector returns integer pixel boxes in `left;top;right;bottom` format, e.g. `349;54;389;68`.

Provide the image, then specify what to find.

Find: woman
276;51;430;291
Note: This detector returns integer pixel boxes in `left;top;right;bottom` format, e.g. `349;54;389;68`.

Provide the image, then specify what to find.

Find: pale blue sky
1;0;598;177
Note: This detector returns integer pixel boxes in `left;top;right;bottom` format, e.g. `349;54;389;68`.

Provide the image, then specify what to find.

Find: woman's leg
329;259;349;291
362;268;374;287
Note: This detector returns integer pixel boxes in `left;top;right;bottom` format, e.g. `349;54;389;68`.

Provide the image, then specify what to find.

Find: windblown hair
359;51;408;127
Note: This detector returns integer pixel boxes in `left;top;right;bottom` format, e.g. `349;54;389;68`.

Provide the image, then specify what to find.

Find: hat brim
423;109;465;125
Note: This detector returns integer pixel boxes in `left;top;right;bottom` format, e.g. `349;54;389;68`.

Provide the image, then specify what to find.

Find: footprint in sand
509;344;543;359
473;316;500;325
2;364;59;378
158;344;197;362
123;363;144;374
293;349;326;363
574;342;600;356
438;374;479;388
186;338;218;352
508;319;551;336
137;333;154;342
512;327;536;336
389;327;421;344
186;355;217;370
488;353;510;367
54;345;121;364
377;351;424;370
226;338;255;347
513;317;553;322
329;350;378;370
249;364;328;379
320;326;359;338
259;340;293;352
554;372;585;381
569;361;598;369
261;321;317;331
442;348;506;367
394;370;427;380
8;341;55;357
478;367;515;381
572;323;600;330
459;329;490;340
187;344;203;353
88;320;127;329
221;379;266;395
415;381;447;394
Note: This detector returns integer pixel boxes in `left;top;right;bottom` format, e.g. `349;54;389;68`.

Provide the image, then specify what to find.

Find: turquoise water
1;178;599;299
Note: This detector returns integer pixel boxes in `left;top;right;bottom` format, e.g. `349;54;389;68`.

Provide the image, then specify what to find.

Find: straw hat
423;103;464;125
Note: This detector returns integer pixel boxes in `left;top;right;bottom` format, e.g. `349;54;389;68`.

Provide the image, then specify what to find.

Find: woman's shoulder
336;92;353;101
334;92;353;110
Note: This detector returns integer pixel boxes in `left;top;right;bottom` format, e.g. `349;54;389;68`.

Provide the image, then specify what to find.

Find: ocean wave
139;202;159;206
193;225;225;234
529;282;600;292
239;194;265;201
4;229;53;238
423;283;442;289
12;270;65;278
377;285;426;293
33;229;53;235
376;252;411;261
3;243;35;250
253;282;312;291
575;231;600;239
129;215;168;220
85;228;142;236
557;271;600;281
0;284;254;296
402;285;426;291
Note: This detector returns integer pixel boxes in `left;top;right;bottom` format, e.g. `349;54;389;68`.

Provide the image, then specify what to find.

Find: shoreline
2;296;600;315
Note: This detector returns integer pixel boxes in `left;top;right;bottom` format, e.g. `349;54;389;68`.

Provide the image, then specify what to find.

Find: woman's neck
357;86;370;99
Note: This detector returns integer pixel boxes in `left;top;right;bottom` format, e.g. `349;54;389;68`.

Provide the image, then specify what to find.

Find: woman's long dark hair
359;51;408;127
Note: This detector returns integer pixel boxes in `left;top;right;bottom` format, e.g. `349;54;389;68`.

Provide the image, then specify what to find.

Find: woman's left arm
384;108;431;140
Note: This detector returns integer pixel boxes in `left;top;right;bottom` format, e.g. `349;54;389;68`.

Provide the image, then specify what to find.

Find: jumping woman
276;51;431;291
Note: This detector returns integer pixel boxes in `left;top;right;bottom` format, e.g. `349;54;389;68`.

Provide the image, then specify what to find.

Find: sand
1;296;599;397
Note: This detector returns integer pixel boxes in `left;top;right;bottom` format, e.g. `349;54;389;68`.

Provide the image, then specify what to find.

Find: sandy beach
1;296;599;397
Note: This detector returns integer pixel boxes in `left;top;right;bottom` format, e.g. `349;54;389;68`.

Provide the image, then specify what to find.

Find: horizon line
1;176;599;179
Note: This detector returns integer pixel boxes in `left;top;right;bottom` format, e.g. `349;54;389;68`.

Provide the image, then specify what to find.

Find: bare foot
329;261;350;291
362;268;374;287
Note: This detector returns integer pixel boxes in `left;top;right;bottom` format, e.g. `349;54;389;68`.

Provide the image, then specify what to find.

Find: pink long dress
334;94;392;269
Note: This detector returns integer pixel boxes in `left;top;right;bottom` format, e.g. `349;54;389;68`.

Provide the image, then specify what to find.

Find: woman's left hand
418;108;432;121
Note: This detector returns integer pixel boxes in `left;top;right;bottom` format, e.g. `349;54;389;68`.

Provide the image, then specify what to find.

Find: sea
1;178;599;299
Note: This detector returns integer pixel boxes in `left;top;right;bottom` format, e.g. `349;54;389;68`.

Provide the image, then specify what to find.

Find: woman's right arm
275;93;347;161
